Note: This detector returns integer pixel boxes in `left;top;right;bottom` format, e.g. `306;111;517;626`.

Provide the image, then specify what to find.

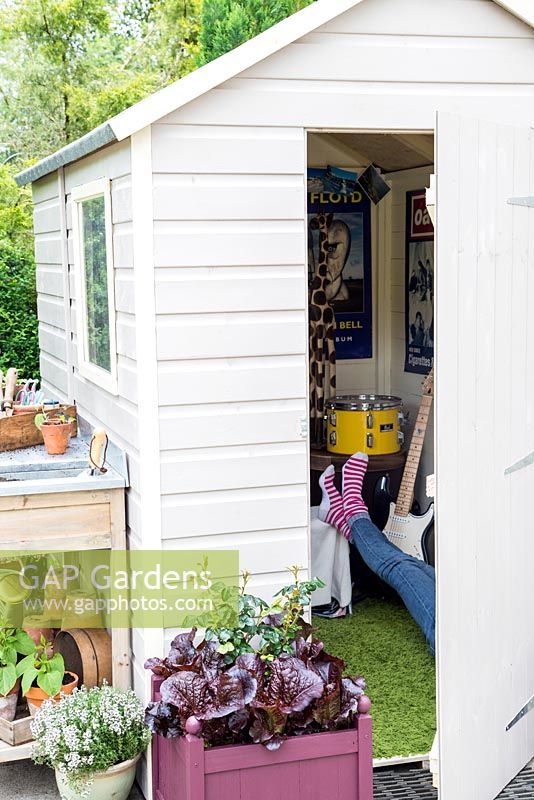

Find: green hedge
0;241;39;379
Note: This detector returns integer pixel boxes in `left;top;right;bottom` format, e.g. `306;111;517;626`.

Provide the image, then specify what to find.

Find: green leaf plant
17;635;65;698
0;621;35;697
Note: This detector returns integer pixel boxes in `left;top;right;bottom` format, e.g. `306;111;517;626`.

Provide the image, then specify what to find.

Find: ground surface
374;764;534;800
2;761;534;799
313;596;436;759
0;762;143;798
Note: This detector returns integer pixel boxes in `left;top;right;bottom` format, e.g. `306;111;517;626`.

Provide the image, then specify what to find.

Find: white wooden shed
16;0;534;797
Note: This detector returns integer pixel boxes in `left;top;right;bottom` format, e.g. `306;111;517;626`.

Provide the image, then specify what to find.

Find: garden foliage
145;571;368;750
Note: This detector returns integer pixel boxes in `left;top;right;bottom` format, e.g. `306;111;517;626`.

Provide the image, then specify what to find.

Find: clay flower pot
0;678;20;723
55;754;141;800
40;420;71;455
23;622;55;649
26;671;78;717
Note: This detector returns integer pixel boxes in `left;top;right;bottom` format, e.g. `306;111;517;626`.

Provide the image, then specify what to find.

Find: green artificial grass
313;597;436;760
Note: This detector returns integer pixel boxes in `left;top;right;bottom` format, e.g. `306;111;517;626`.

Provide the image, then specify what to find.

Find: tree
197;0;315;65
0;0;202;160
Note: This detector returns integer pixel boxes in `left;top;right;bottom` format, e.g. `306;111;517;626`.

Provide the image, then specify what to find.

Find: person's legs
318;453;436;655
347;513;435;655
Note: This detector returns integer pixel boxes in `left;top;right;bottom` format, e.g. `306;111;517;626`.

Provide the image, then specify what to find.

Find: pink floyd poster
307;167;372;360
405;189;434;374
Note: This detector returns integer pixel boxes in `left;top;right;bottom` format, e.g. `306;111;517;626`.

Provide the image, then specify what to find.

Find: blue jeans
348;514;436;656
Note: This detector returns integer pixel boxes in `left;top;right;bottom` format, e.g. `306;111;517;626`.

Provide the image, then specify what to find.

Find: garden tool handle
3;368;18;415
89;428;108;473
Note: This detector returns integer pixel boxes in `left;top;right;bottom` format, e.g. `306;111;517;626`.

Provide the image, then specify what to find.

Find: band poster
307;167;372;360
404;189;434;375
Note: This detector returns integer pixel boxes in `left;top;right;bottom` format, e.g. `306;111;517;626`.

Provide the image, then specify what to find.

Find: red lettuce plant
145;569;370;750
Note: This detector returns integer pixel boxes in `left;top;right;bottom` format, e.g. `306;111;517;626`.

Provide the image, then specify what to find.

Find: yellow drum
325;395;404;456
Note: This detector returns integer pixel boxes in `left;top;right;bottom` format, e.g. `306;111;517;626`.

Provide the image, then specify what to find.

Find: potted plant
16;635;78;716
31;684;151;800
34;411;74;455
0;623;35;722
145;568;373;800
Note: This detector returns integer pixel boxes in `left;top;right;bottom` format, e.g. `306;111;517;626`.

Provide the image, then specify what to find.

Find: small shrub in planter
0;622;34;722
16;635;78;716
145;569;373;800
31;684;151;800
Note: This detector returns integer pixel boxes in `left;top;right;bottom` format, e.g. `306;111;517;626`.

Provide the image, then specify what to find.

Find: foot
342;452;369;519
318;465;351;540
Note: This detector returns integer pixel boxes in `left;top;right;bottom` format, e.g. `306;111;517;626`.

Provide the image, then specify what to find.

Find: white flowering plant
31;684;151;793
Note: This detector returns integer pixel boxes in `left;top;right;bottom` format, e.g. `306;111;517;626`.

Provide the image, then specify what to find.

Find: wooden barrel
54;629;112;688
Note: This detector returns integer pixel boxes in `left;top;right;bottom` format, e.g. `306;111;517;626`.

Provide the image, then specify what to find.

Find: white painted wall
33;173;67;398
386;166;434;507
160;0;534;131
32;140;145;694
147;0;534;621
152;123;310;606
307;133;379;395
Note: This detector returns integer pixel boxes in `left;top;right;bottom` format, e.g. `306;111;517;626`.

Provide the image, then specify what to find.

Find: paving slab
0;761;143;799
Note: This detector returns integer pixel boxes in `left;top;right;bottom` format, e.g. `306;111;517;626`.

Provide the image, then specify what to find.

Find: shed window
72;178;117;394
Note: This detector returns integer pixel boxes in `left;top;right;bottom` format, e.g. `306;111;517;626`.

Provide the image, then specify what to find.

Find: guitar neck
395;393;433;517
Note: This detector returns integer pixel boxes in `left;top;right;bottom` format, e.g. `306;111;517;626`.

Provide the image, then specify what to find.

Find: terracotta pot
41;421;71;455
55;754;141;800
23;621;55;650
26;671;78;717
0;678;20;722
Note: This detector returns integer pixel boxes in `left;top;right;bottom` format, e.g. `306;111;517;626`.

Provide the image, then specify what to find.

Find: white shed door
436;112;534;800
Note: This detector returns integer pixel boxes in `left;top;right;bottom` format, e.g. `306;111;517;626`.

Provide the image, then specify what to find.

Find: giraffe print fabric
309;212;337;447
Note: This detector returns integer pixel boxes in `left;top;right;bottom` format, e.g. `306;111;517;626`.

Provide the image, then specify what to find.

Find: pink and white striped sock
342;452;370;519
318;466;352;540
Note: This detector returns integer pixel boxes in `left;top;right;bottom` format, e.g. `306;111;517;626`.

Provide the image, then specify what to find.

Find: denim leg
348;514;436;656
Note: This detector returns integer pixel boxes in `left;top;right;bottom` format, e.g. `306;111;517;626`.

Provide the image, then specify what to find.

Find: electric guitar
377;368;434;562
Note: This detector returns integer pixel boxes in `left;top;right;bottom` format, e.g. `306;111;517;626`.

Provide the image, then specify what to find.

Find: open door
436;113;534;800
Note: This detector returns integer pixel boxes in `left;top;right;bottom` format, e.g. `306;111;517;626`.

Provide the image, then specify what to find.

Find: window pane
81;195;111;372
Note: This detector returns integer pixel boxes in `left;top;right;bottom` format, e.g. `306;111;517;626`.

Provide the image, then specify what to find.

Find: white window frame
71;177;118;395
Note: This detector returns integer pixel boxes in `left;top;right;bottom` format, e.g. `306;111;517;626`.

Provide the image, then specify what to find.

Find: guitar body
384;501;434;562
372;367;435;564
374;475;434;562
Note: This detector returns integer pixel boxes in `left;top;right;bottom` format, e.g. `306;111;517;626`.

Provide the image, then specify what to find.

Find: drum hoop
326;394;402;412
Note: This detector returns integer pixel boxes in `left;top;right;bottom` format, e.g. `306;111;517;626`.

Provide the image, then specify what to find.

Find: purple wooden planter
151;676;373;800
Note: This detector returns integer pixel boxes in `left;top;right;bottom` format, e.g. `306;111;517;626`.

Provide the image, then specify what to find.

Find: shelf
0;738;33;764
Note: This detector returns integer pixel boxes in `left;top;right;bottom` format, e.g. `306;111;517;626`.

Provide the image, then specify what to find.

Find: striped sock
342;452;369;519
318;465;352;540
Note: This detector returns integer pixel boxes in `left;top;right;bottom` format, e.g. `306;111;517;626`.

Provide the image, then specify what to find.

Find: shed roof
15;0;534;186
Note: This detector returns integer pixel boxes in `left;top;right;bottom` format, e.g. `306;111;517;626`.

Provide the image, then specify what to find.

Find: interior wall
385;166;434;508
307;134;380;394
308;134;434;508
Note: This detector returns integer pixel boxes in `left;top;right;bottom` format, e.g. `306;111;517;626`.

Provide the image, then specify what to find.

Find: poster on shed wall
307;167;372;360
404;189;434;375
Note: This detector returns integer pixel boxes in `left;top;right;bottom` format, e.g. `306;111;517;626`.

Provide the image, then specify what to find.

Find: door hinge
298;415;308;438
507;196;534;207
506;694;534;732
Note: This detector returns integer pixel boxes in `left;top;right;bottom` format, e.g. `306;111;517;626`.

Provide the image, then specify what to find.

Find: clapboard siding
154;219;304;268
153;174;304;221
159;399;306;450
165;529;307;573
157;310;306;361
322;0;533;36
163;82;534;130
160;442;308;495
243;37;534;83
155;266;305;314
153;122;309;605
152;124;304;174
32;174;66;401
161;485;308;537
158;355;306;405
